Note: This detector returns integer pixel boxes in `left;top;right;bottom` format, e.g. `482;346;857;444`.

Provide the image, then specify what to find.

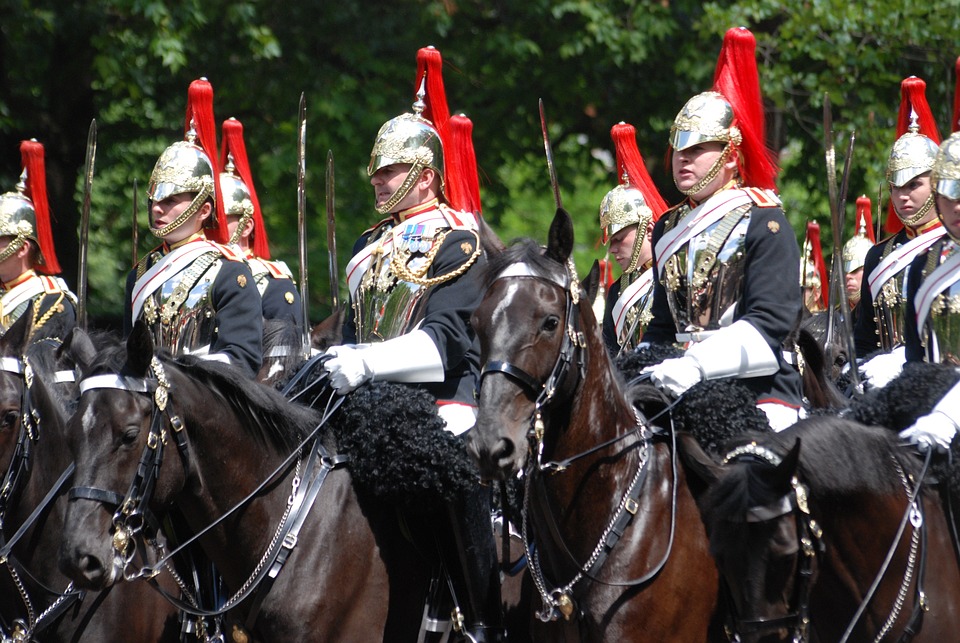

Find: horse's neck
172;371;302;579
565;335;636;448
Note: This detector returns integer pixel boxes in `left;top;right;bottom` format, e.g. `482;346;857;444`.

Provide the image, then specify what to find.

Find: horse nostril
492;438;515;464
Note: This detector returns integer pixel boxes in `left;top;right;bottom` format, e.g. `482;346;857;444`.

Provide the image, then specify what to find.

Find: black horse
0;312;179;641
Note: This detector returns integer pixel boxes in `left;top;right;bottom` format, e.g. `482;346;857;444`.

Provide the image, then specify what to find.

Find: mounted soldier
0;140;76;335
842;195;875;322
903;130;960;367
597;121;667;355
123;78;263;377
854;77;946;388
219;117;302;381
642;27;804;431
322;46;504;642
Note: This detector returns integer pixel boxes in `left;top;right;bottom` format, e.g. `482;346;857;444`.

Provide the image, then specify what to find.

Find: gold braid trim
389;229;482;287
30;292;66;335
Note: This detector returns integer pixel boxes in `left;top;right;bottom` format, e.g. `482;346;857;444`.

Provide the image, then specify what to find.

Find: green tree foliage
1;0;958;327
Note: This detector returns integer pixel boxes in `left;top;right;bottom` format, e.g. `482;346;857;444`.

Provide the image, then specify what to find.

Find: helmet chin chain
375;161;425;215
676;144;734;197
898;193;935;228
227;212;253;246
151;187;212;239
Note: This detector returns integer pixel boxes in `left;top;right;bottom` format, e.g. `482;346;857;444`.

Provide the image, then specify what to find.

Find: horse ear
545;207;574;263
677;432;724;485
581;260;601;305
771;438;801;490
58;328;97;374
126;321;155;377
0;310;35;357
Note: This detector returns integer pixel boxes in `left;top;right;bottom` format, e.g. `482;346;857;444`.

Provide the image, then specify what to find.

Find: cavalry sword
132;178;139;268
297;92;310;358
77;118;97;331
539;99;563;210
326;150;339;311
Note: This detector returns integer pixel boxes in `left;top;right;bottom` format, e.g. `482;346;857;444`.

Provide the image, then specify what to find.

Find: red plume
448;114;482;216
712;27;778;190
805;221;827;310
184;78;226;241
886;76;941;234
610;122;668;221
856;195;875;244
953;57;960;133
414;47;460;208
19;140;60;274
598;258;615;290
220;118;269;259
896;76;941;143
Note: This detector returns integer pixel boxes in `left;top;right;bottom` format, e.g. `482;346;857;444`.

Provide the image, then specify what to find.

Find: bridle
0;348;84;640
720;443;932;643
719;443;822;643
477;259;681;622
478;259;586;455
70;354;346;641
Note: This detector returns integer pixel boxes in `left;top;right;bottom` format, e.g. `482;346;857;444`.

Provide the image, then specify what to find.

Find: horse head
59;323;188;590
0;313;35;476
469;208;629;481
693;436;815;643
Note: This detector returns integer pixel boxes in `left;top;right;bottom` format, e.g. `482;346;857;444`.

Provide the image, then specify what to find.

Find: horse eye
0;410;18;431
120;427;140;445
541;315;560;333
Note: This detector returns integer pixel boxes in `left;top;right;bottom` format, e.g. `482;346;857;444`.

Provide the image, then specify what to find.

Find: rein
71;356;348;634
479;260;682;622
0;350;86;640
720;443;823;643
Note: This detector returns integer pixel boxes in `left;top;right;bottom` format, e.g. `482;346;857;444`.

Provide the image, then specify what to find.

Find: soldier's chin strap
151;185;213;238
675;143;736;197
375;160;426;215
898;192;935;228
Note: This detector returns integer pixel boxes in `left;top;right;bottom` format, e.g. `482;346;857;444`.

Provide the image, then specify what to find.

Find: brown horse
682;415;960;642
56;323;429;641
467;208;720;641
0;312;179;641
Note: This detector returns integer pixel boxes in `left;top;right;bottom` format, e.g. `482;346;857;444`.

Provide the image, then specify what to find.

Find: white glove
900;380;960;452
860;346;905;389
900;411;958;453
323;344;372;394
642;356;703;398
322;330;444;395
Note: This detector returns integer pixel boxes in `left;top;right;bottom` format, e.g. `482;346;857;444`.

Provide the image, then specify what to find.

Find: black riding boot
440;484;506;643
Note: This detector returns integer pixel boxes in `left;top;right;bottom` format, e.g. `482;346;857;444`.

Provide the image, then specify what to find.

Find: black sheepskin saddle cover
848;361;960;498
615;342;772;455
332;381;480;513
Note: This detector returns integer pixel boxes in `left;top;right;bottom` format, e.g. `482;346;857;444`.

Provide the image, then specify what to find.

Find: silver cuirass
873;240;908;351
921;243;960;365
353;226;431;343
139;253;221;356
662;204;751;333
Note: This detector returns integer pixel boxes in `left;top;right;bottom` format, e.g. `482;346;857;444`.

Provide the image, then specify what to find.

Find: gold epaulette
742;187;781;208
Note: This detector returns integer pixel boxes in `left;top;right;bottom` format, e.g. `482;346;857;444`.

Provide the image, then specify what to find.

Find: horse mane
710;417;906;519
85;340;321;454
260;317;306;389
173;355;322;453
481;238;561;289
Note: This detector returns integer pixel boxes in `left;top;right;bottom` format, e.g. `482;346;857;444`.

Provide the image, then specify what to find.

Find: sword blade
297;93;310;357
132;178;139;268
539;98;563;210
77;118;97;331
836;131;861;377
325;150;339;310
823;94;839;348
